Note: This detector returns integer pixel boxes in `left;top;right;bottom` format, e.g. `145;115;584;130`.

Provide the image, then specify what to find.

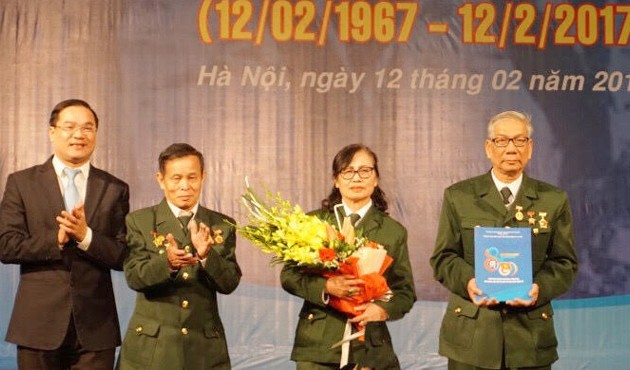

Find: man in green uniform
118;143;241;370
430;111;578;370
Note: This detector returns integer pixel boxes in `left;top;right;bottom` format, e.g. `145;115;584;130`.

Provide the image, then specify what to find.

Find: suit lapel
510;174;537;221
193;206;214;228
475;173;508;218
39;158;65;218
84;165;107;224
356;206;384;237
155;199;189;243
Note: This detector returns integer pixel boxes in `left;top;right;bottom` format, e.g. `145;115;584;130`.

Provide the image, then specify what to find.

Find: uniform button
158;249;165;254
542;312;549;320
502;308;508;315
182;272;189;280
307;313;314;321
181;328;189;335
182;300;189;308
454;307;462;314
184;245;192;253
135;326;143;335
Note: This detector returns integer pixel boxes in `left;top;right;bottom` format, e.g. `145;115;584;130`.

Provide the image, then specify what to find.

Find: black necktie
178;214;193;234
500;187;513;205
349;213;361;227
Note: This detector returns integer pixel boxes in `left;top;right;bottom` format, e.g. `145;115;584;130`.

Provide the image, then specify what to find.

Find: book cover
474;227;533;302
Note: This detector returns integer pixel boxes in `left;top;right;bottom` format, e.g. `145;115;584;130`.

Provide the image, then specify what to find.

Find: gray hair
487;111;533;138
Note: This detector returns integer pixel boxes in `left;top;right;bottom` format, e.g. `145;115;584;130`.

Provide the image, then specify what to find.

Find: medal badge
527;211;536;225
514;206;524;221
538;212;548;229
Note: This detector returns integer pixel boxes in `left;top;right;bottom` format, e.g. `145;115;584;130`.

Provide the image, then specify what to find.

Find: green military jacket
117;199;241;370
281;206;416;369
430;173;578;368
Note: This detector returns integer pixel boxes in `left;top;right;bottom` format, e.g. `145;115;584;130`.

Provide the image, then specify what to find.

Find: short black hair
48;99;99;128
158;143;205;174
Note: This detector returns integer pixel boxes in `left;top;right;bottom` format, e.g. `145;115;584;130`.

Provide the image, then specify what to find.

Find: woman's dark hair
321;143;388;213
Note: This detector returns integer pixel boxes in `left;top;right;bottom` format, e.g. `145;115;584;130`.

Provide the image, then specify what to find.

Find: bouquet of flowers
236;179;393;321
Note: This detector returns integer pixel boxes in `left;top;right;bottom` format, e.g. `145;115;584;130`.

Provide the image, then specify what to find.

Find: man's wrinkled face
485;118;533;179
157;155;205;211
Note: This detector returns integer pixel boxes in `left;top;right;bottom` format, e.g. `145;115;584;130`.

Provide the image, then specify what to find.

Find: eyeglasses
490;137;529;147
54;124;97;135
339;167;374;180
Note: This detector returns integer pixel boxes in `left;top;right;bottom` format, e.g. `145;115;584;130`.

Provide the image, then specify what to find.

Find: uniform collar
341;200;372;220
166;199;199;218
491;169;523;198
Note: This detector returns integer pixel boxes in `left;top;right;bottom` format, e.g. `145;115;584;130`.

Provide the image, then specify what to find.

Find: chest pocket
461;219;497;262
461;219;497;228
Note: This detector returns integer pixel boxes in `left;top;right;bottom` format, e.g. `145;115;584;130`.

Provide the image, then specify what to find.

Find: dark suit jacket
430;172;578;368
117;199;241;370
281;206;416;369
0;157;129;350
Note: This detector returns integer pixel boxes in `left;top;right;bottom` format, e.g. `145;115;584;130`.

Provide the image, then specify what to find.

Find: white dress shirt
52;155;93;250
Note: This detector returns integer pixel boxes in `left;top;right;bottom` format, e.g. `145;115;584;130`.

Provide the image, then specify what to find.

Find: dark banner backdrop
1;0;628;368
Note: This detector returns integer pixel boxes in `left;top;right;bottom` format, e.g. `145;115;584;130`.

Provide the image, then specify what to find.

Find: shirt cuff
76;227;93;251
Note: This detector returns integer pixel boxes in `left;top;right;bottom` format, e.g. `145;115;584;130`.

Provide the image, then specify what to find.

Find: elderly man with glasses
430;111;578;370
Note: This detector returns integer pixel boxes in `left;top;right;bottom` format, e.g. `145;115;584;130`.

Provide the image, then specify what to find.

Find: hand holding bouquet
236;179;393;321
323;236;393;322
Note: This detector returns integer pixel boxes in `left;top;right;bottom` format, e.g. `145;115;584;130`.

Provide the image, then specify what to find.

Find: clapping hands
56;203;88;245
165;220;216;270
189;220;215;260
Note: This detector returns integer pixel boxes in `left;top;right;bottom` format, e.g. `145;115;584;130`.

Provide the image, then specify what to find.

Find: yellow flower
235;183;361;269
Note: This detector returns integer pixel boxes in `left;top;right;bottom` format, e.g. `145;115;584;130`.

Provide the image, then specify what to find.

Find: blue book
474;227;533;302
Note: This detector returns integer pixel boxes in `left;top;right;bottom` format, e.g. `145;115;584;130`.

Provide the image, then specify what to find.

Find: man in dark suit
430;111;578;369
117;143;241;370
0;99;130;369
